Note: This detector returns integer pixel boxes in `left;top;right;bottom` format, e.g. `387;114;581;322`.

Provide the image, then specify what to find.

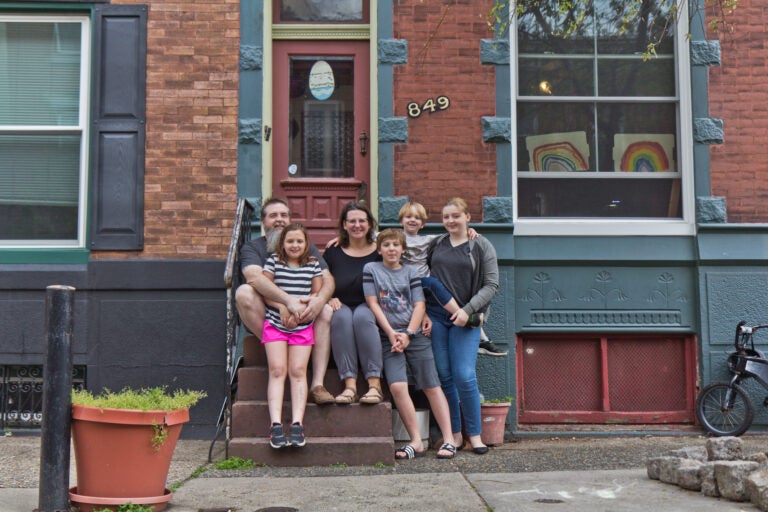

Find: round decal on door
308;60;335;101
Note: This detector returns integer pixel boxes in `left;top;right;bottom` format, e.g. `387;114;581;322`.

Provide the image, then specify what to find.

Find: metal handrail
209;197;255;461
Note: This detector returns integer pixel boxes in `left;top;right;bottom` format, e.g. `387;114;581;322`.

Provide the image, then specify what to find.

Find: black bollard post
38;285;75;512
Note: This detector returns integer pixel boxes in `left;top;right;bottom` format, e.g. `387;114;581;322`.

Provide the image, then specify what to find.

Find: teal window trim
0;249;89;264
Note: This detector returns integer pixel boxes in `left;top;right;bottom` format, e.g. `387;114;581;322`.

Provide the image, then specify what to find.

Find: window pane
519;57;594;97
598;57;674;96
595;0;674;56
517;0;595;55
0;21;81;126
517;103;596;172
518;177;681;218
279;0;363;22
0;134;81;240
288;57;355;178
596;103;677;172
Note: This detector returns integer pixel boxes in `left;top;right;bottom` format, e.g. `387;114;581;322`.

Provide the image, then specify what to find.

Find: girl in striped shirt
262;223;323;449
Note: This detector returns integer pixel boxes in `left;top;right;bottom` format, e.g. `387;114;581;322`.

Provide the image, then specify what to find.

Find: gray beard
266;229;282;254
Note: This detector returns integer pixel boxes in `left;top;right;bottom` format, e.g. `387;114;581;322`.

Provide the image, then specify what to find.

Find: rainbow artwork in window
613;134;675;172
525;131;590;172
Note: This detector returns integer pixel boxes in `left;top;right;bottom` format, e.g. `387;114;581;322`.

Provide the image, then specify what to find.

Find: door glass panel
278;0;364;22
288;56;354;178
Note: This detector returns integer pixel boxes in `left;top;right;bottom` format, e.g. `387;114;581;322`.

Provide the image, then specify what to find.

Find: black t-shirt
323;245;381;308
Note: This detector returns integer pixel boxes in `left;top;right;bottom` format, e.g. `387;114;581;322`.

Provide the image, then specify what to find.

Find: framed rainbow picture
525;131;590;172
612;134;676;172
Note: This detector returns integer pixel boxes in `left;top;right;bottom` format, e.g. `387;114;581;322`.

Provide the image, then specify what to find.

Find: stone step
242;334;266;367
237;366;390;402
228;436;395;467
232;400;393;438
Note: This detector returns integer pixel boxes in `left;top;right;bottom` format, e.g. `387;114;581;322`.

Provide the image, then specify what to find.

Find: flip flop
334;387;358;405
436;443;456;459
395;445;426;460
359;386;383;404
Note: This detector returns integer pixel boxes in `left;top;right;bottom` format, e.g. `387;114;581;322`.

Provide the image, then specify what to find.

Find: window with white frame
513;0;693;235
0;15;90;247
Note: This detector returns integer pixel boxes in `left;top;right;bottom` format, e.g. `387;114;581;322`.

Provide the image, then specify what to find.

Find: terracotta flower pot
480;402;511;446
69;404;189;511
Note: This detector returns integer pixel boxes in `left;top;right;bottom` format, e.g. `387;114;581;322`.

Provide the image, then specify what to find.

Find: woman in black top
324;202;383;405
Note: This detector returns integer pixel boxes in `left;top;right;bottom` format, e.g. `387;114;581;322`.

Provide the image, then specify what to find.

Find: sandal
395;445;426;460
436;443;456;459
334;387;358;405
359;386;383;404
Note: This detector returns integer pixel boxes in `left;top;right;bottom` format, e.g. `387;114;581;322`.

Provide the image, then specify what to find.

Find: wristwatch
405;329;417;338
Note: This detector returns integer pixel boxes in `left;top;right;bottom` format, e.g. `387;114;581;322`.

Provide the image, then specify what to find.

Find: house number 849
407;96;450;118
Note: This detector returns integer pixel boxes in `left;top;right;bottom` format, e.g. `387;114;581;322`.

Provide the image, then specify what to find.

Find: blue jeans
427;302;482;436
421;276;453;306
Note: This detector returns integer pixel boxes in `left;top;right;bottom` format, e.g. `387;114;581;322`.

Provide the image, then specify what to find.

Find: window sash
511;1;694;236
0;15;90;247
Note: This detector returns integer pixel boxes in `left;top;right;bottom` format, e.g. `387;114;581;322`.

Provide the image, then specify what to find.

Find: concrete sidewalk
2;433;765;511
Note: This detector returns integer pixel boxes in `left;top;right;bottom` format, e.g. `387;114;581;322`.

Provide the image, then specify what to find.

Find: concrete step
228;435;395;466
232;400;393;438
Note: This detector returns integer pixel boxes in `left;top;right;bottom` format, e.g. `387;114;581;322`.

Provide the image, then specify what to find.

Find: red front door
273;40;370;247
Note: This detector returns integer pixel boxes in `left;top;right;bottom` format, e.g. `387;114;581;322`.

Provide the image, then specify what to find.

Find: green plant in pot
69;386;206;512
480;396;514;447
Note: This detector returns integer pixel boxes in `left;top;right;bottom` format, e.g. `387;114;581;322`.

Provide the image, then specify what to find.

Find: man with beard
236;197;336;404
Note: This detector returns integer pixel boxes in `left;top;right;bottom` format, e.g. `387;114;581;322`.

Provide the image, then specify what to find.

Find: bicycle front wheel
696;382;754;436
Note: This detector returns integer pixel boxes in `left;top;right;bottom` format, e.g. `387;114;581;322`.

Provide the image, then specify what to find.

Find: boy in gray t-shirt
362;229;459;460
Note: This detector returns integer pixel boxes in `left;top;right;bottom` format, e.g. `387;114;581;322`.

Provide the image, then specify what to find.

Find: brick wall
708;0;768;223
393;1;497;222
94;0;240;259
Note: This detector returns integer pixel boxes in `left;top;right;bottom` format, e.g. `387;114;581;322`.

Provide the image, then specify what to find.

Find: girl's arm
462;238;500;315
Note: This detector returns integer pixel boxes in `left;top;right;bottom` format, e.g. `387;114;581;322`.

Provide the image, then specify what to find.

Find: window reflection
279;0;364;22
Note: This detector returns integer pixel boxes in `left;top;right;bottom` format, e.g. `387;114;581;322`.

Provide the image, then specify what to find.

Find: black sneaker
269;423;287;449
467;312;484;328
288;422;306;447
478;340;508;357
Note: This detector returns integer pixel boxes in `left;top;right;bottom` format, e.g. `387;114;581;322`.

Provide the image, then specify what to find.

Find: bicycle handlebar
734;321;768;350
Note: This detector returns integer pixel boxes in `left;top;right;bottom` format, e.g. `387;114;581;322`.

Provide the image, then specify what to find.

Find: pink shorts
261;321;315;346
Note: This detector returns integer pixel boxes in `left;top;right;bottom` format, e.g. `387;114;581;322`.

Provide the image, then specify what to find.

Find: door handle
359;130;369;156
357;180;368;204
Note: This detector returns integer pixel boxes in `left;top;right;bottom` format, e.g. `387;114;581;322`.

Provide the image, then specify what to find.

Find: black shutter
89;4;147;250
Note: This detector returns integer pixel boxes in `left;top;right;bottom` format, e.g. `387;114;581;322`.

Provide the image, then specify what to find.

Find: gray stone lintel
481;117;511;143
480;39;510;65
379;117;408;143
379;39;408;65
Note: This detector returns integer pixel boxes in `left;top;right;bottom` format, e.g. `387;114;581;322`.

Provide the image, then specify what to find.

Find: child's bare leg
390;382;425;456
424;386;457;456
287;344;312;424
264;341;288;424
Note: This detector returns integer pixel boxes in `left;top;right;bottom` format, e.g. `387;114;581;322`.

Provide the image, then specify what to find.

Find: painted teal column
238;0;264;206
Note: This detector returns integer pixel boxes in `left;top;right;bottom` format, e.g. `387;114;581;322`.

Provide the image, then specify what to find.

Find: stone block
670;446;707;461
646;456;667;480
659;457;685;484
707;436;744;461
676;459;705;490
746;470;768;511
715;460;760;501
700;463;720;497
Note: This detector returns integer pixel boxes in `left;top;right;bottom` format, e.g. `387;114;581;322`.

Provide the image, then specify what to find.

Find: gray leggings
330;303;382;381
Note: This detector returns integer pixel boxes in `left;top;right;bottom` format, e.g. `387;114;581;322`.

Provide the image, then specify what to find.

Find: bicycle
696;321;768;436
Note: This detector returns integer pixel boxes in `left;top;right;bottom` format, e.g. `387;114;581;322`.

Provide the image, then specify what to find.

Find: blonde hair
444;197;469;214
376;228;407;251
398;201;428;223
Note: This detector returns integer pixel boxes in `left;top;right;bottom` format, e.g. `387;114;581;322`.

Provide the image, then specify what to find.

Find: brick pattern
708;0;768;223
393;1;497;222
94;1;239;259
